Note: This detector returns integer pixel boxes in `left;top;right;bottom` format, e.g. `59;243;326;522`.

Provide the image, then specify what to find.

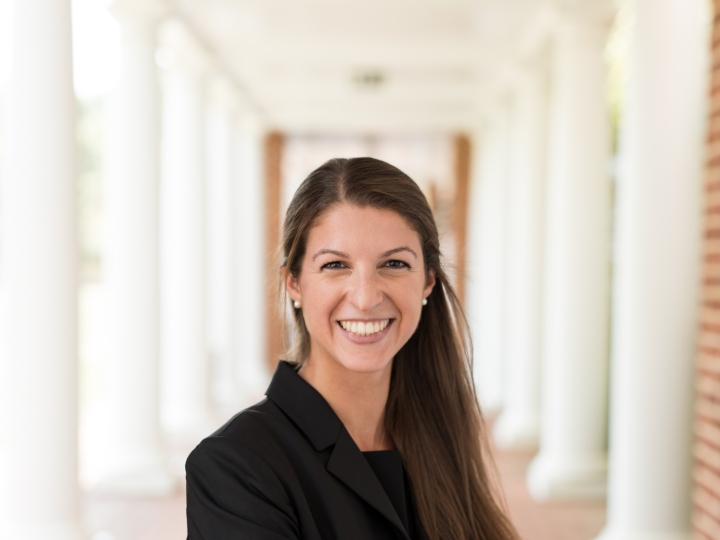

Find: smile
338;319;391;337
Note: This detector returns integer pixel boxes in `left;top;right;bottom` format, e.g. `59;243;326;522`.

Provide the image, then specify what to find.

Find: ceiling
173;0;549;133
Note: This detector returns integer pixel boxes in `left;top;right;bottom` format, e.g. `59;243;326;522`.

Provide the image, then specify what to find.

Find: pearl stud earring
422;298;427;306
293;300;301;309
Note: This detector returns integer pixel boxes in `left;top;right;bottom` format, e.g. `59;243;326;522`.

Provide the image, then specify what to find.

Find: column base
527;452;607;500
479;402;503;417
236;361;270;400
0;521;85;540
95;449;176;496
477;390;503;416
96;467;176;496
213;377;239;408
475;379;503;415
594;528;692;540
166;415;224;441
493;411;540;451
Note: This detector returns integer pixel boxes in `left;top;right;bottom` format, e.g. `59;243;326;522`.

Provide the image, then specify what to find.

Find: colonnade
0;0;269;535
468;0;708;538
0;0;711;536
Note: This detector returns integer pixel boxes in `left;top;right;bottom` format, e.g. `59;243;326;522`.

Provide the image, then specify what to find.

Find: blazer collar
266;361;410;539
265;361;342;452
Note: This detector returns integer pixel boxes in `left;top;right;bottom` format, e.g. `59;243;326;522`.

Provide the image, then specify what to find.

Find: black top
362;450;417;540
186;361;427;540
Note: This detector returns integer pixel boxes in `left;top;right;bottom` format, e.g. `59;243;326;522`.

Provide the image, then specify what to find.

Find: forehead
306;204;421;252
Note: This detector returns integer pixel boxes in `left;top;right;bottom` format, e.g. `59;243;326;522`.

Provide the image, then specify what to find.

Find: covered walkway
0;0;716;538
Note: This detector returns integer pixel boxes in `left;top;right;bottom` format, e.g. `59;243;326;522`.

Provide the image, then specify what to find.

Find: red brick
698;416;720;447
697;439;720;472
701;306;720;324
694;506;720;539
699;330;720;349
699;398;720;426
699;372;720;394
694;484;720;522
694;526;716;540
698;352;720;374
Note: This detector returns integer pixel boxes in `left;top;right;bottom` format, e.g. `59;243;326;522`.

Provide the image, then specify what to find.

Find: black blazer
186;361;428;540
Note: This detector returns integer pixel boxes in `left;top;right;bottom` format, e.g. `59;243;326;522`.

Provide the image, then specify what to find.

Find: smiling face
285;203;435;377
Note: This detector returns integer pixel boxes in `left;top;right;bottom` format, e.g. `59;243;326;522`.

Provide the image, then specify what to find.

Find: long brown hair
281;157;518;540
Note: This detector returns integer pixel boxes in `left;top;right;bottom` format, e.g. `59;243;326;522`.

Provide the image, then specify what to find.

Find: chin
338;354;393;375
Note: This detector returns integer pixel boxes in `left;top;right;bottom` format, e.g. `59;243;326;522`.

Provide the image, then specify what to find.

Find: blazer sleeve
186;435;300;540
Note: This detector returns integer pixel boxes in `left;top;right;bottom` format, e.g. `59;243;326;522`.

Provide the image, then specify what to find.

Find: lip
337;319;394;344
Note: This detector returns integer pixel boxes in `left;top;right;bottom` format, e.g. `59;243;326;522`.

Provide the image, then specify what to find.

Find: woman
186;157;518;540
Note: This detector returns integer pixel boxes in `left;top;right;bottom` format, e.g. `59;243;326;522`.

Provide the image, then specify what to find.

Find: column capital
503;58;549;103
475;94;510;134
110;0;167;25
477;64;517;117
515;3;557;61
237;107;267;135
553;0;616;29
158;17;212;77
207;75;238;112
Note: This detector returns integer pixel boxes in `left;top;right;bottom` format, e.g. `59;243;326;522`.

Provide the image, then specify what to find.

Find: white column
466;104;511;414
493;63;548;450
0;1;84;538
233;110;270;402
99;1;174;495
0;0;12;131
205;77;238;410
596;0;708;538
527;11;612;500
159;22;215;436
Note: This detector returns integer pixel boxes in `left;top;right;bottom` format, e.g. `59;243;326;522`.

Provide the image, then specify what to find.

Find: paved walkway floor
82;444;606;540
494;449;606;540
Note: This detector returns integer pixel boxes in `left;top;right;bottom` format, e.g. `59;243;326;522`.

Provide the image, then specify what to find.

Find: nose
348;267;383;312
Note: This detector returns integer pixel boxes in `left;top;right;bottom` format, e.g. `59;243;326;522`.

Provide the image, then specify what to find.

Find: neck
299;356;393;452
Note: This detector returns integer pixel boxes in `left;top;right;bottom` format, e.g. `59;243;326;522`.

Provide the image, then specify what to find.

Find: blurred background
0;0;717;538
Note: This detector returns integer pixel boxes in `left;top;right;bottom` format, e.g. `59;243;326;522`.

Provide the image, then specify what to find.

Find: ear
423;268;436;300
282;266;302;303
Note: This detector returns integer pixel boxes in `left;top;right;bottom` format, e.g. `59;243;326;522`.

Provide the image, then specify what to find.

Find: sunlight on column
71;0;120;100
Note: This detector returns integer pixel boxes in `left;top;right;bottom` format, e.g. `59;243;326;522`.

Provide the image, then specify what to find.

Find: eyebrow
311;246;417;261
381;246;417;259
312;249;350;261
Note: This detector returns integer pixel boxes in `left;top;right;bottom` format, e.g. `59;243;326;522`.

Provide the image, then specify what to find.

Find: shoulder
208;398;282;440
185;400;298;507
187;398;292;473
186;400;303;539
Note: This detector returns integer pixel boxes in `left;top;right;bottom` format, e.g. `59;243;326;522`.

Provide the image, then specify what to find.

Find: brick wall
694;3;720;538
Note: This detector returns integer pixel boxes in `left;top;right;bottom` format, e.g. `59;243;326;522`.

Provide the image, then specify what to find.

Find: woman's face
285;203;435;376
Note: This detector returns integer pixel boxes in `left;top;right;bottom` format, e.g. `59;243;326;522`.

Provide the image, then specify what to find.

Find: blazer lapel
327;429;409;539
266;362;410;539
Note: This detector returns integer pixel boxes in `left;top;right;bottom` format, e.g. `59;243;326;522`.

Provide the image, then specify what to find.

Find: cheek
400;300;422;329
394;283;423;321
300;282;340;329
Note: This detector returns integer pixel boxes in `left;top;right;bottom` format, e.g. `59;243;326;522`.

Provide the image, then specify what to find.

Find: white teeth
339;319;390;336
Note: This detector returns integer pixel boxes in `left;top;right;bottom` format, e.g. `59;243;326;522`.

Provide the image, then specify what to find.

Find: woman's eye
321;261;346;270
384;260;410;269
